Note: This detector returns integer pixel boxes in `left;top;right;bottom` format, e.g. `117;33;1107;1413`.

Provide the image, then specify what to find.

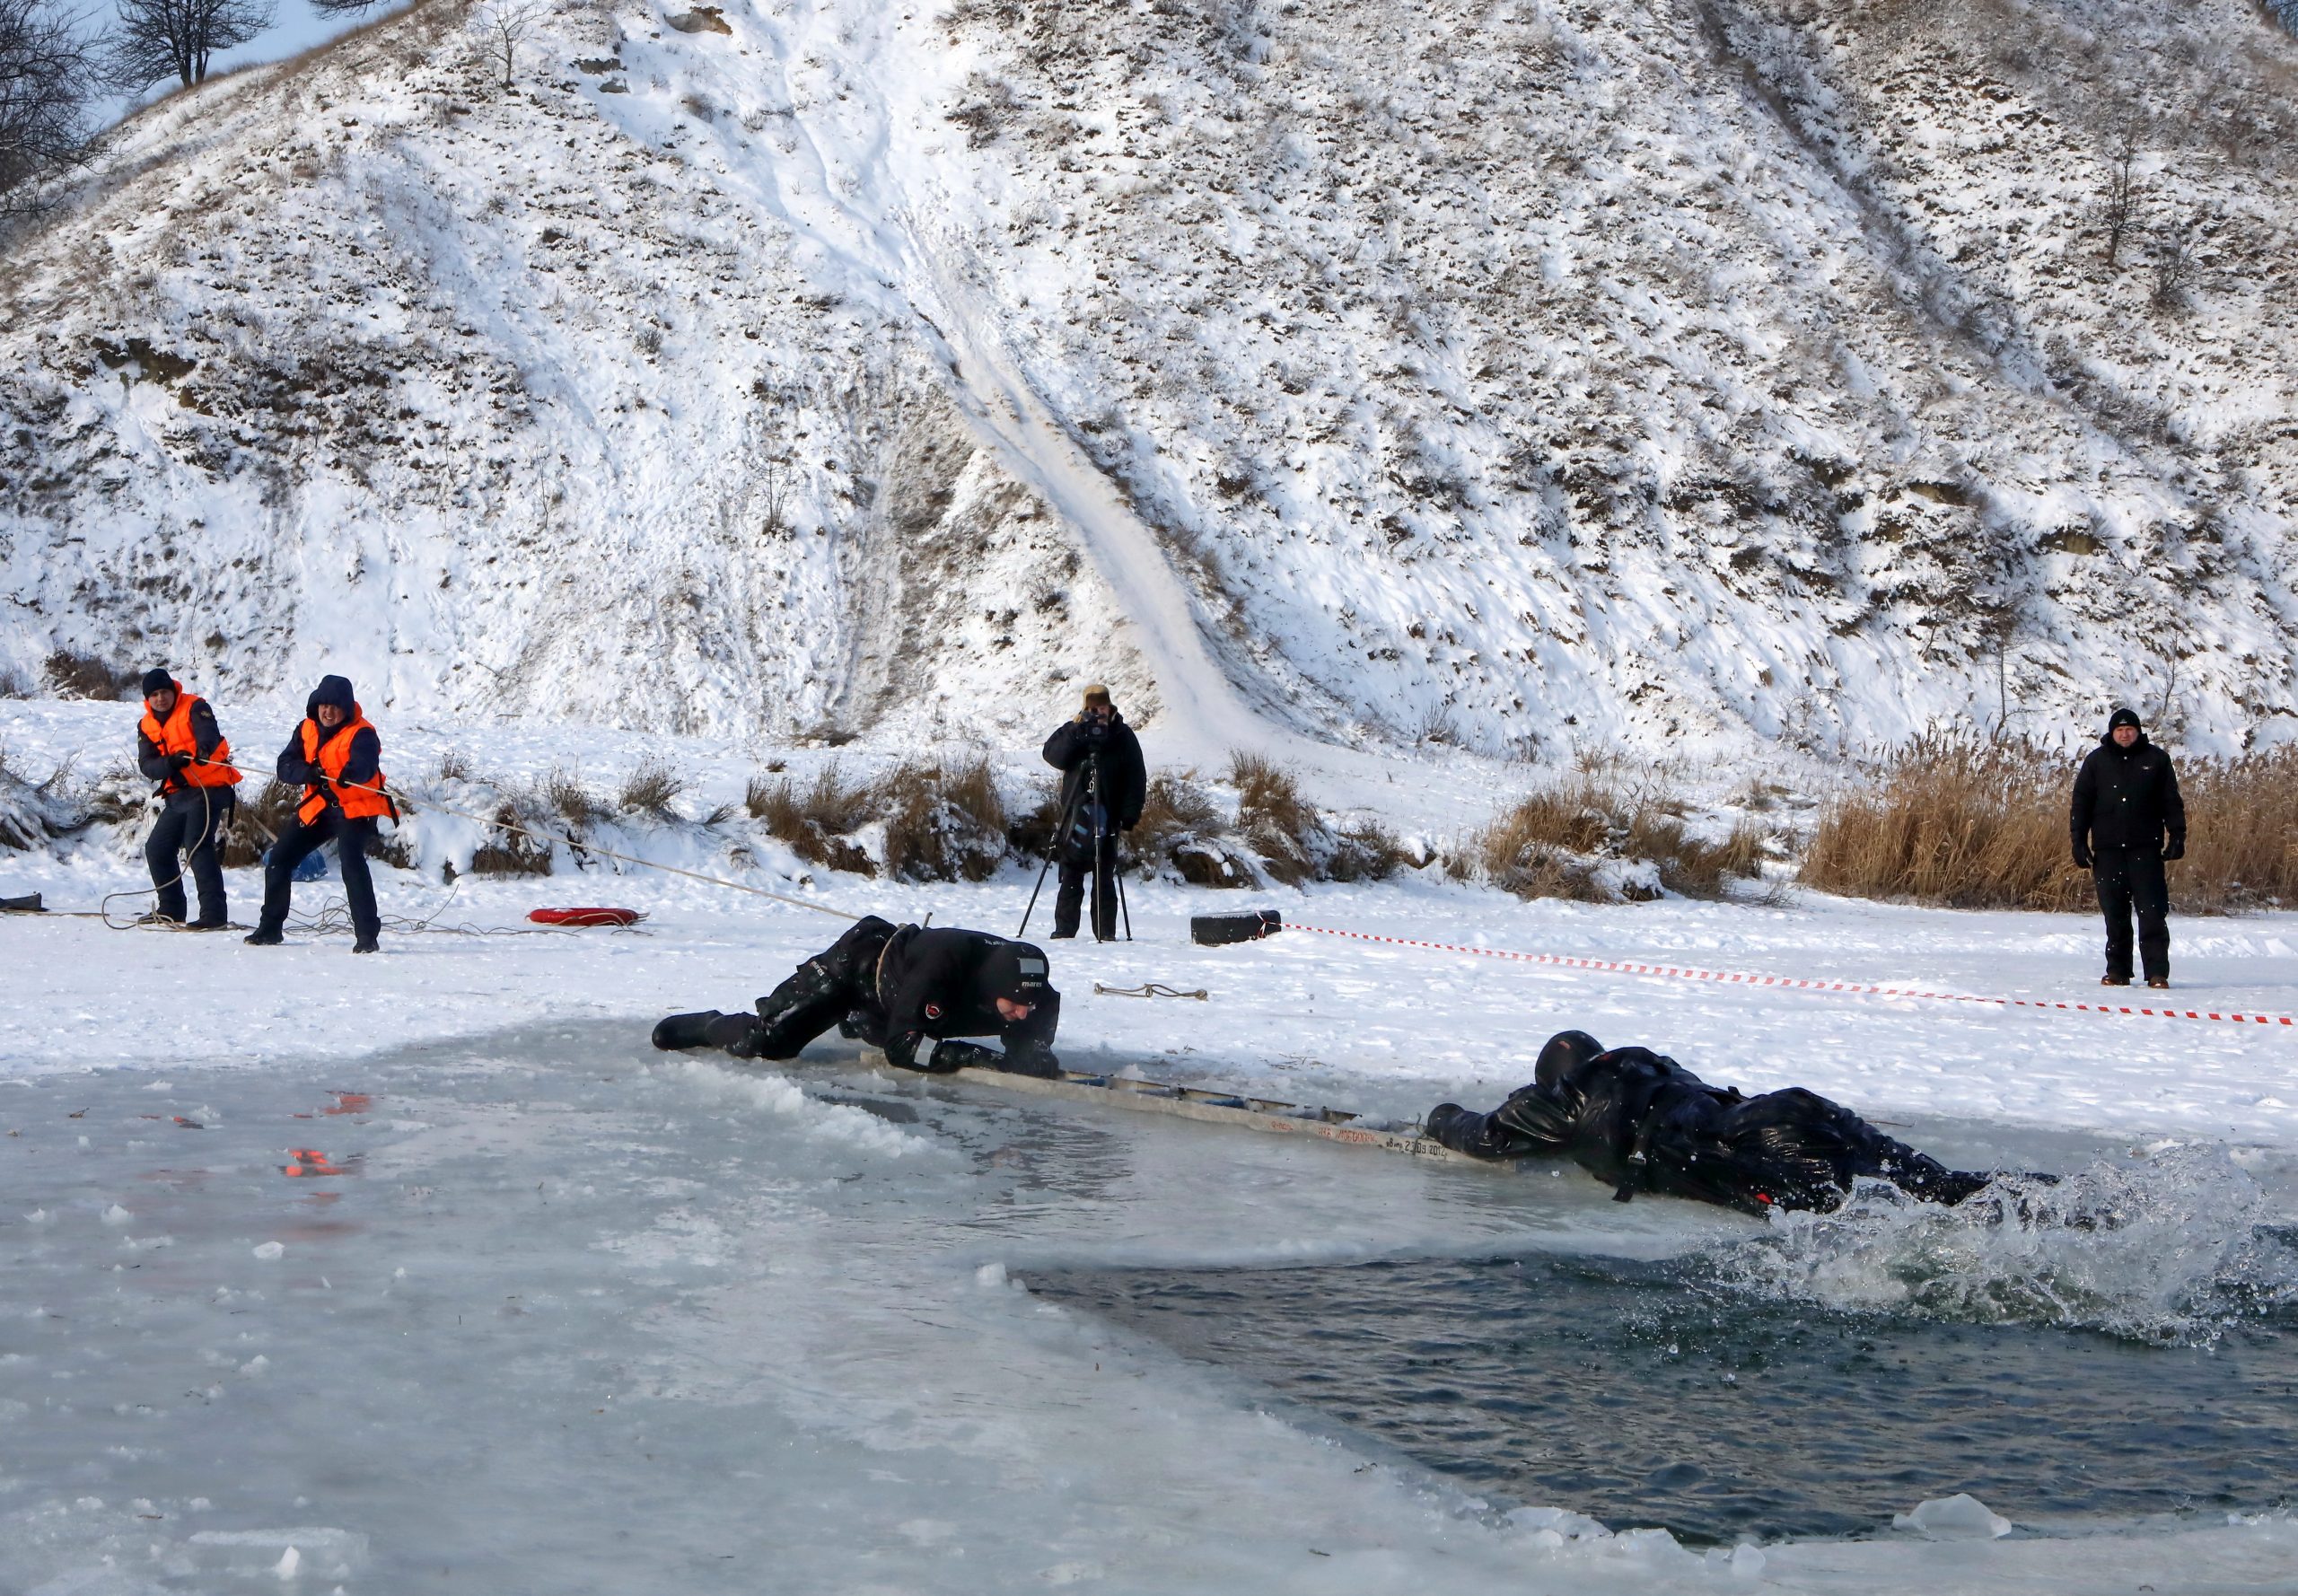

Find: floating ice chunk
101;1204;132;1225
1730;1543;1767;1576
241;1355;269;1376
253;1241;285;1260
975;1262;1008;1290
25;1207;51;1223
1892;1492;2012;1539
276;1546;300;1578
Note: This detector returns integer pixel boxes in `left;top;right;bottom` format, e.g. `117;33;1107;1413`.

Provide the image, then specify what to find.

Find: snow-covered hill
4;0;2294;759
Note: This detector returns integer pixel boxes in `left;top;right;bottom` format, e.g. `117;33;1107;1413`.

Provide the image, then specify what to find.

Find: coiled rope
97;755;861;932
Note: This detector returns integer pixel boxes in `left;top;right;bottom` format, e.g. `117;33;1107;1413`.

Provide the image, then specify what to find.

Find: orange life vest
138;685;240;790
296;708;393;824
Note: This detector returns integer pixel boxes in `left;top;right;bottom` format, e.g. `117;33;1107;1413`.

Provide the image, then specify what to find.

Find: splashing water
1715;1144;2298;1345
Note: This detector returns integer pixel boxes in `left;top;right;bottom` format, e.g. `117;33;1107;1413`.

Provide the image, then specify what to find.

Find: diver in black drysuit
1425;1031;1998;1216
651;916;1063;1076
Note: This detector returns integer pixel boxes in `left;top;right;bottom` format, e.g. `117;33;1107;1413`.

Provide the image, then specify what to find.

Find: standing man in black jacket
650;916;1061;1075
1040;685;1146;941
2070;706;2186;988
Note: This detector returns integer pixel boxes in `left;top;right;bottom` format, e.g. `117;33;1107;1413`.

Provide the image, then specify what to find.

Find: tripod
1018;747;1131;941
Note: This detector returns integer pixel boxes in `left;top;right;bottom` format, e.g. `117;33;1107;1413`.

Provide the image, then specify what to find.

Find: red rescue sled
528;907;645;928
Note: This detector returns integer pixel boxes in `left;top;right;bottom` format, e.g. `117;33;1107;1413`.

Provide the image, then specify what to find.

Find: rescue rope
1092;981;1210;1001
92;755;863;927
1288;923;2298;1030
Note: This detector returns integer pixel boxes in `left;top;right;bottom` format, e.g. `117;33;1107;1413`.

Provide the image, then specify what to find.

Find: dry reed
1801;735;2298;913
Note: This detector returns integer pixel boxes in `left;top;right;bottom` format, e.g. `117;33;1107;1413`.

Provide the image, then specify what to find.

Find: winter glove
927;1039;1002;1074
2072;843;2093;871
2162;837;2186;862
883;1030;933;1072
997;1041;1061;1079
167;752;193;773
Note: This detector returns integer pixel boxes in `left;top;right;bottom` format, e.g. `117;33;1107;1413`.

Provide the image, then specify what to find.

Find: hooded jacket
2071;723;2185;855
276;676;384;822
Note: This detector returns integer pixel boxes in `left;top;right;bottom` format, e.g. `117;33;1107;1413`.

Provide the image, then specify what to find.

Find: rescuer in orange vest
136;667;241;928
244;674;392;952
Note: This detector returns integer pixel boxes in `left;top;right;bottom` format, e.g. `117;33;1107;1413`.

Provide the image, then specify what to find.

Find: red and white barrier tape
1287;924;2295;1029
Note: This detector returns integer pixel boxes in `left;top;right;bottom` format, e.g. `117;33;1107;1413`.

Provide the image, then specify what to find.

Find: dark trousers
259;811;379;941
2093;847;2171;981
145;789;232;925
749;916;898;1059
1055;837;1120;940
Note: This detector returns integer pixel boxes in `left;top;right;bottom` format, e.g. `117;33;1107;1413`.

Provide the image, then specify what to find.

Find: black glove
927;1039;1001;1073
2162;837;2185;862
997;1041;1061;1079
167;752;193;773
2072;843;2092;871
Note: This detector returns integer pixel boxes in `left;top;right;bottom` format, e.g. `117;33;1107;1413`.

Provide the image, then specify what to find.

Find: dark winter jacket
2071;732;2185;855
1434;1031;1989;1215
274;676;380;802
1043;713;1147;834
137;698;226;787
869;925;1060;1070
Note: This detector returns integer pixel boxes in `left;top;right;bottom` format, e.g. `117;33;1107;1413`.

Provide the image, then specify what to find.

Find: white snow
4;705;2297;1590
6;0;2296;757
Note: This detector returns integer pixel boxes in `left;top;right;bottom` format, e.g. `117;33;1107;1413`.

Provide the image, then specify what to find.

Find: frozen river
7;1016;2297;1593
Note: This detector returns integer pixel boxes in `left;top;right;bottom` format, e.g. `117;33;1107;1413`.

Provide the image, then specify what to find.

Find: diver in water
1425;1030;2000;1215
651;916;1061;1077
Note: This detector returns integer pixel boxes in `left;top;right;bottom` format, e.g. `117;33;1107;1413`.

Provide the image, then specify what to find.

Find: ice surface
4;1019;2294;1592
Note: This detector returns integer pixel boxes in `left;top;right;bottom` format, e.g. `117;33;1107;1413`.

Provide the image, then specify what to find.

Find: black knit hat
2108;706;2142;732
140;667;174;697
976;940;1053;1009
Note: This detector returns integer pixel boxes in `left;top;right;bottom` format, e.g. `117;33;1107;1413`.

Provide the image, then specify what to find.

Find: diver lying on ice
1425;1030;2003;1215
651;915;1062;1077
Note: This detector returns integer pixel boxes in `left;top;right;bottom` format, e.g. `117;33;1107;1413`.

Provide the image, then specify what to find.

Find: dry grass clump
879;756;1008;881
617;760;684;820
1802;735;2298;913
1133;772;1259;886
1229;750;1408;886
220;780;300;868
748;763;878;875
0;746;74;849
43;649;131;701
1470;775;1761;903
538;767;607;830
469;803;555;876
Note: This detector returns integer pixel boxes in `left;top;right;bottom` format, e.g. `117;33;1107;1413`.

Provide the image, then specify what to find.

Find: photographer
1040;685;1146;941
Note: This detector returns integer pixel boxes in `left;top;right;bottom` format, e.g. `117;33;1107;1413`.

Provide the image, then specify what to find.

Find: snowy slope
4;0;2296;760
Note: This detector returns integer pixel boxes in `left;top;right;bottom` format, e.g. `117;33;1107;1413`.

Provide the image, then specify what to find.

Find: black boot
652;1011;724;1051
705;1013;767;1057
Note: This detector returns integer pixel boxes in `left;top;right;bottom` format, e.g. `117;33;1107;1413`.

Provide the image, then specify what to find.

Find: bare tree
2151;214;2194;310
474;0;540;92
2100;127;2140;269
107;0;274;92
0;0;100;215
